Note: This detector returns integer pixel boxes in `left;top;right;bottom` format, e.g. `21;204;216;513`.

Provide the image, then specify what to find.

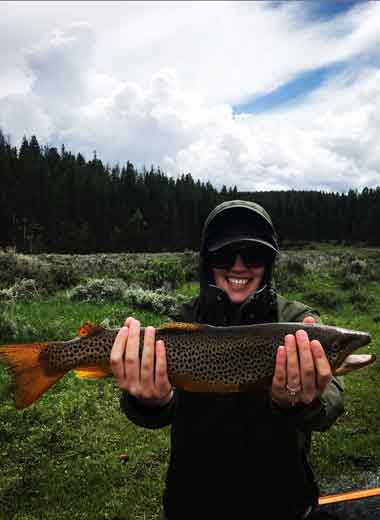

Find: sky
1;0;380;193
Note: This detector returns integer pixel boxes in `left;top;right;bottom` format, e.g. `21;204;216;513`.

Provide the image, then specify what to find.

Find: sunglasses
207;244;271;269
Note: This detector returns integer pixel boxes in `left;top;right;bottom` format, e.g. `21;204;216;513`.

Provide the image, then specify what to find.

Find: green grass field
0;248;380;519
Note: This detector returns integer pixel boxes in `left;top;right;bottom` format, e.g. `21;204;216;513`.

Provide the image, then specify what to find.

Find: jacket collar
199;283;278;325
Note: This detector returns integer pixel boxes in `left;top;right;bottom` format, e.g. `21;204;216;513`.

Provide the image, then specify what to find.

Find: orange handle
319;487;380;505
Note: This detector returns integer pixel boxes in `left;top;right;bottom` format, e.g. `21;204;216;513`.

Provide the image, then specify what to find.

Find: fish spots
160;333;282;386
44;331;117;370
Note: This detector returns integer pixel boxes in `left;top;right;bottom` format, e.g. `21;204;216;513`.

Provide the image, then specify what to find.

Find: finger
155;340;171;395
140;326;156;390
303;316;316;324
125;318;141;394
110;326;129;381
296;329;316;400
124;316;134;327
285;334;300;387
272;345;287;395
310;340;332;392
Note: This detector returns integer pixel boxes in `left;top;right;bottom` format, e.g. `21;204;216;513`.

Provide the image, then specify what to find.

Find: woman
110;200;344;520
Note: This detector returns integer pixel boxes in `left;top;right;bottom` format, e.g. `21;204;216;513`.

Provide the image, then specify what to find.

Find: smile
227;277;250;286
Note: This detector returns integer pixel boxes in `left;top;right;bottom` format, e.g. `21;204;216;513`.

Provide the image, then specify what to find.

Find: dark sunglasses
207;244;271;269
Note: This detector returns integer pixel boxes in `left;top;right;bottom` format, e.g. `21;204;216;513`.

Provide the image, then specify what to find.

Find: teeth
228;278;249;286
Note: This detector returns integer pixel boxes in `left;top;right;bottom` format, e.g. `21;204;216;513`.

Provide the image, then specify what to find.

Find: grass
282;265;380;491
1;248;380;518
0;299;169;520
0;294;164;343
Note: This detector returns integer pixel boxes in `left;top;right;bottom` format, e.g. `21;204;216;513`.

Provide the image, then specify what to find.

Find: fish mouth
335;330;372;368
335;352;377;375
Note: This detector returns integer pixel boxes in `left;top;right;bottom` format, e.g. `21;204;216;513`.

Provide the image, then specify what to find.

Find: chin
224;288;252;304
228;294;247;304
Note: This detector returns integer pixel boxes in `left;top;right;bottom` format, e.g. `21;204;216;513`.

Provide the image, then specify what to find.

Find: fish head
324;326;372;370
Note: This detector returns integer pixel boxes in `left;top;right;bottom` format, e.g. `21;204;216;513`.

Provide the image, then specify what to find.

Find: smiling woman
114;199;346;520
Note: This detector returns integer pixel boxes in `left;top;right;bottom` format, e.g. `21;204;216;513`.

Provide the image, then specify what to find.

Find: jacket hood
199;200;279;291
199;199;279;291
201;200;275;236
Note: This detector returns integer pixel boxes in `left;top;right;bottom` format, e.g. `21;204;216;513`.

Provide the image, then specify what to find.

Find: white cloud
27;22;95;107
1;1;380;192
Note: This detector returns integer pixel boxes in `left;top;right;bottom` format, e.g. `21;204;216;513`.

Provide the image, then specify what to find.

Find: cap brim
207;236;278;253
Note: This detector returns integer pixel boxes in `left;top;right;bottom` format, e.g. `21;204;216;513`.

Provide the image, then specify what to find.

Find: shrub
286;258;306;275
49;263;81;290
135;257;186;290
349;288;376;312
0;250;77;293
346;257;367;275
338;272;360;290
0;306;36;341
0;308;18;338
124;287;186;315
69;278;128;303
180;250;199;282
0;279;41;302
273;261;307;292
303;287;345;311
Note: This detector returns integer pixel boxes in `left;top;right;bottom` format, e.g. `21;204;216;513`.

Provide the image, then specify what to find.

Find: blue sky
1;0;380;192
234;63;345;114
269;0;366;19
234;0;370;114
303;0;367;19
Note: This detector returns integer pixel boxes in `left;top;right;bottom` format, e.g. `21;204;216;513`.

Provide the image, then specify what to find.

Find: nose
231;254;247;270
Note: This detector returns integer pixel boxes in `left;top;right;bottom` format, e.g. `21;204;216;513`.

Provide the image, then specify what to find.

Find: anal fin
73;365;111;379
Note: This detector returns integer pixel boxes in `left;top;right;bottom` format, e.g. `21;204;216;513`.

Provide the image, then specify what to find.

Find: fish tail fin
0;343;65;409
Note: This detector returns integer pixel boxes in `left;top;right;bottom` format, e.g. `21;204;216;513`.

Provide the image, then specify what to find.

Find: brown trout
0;321;375;409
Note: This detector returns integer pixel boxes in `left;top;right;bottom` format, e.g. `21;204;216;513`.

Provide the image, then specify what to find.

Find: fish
0;321;376;409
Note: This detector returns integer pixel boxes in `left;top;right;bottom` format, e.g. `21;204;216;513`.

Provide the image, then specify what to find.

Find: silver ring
286;383;301;406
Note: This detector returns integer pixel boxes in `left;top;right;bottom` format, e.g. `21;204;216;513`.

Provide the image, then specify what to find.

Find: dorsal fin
77;321;106;338
157;321;203;333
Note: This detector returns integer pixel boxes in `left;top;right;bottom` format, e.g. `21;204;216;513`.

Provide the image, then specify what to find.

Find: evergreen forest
1;129;380;253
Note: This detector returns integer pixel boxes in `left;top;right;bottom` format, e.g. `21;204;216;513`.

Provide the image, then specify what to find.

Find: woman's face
212;253;265;304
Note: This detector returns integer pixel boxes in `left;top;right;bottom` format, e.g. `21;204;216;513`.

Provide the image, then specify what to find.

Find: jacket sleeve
119;390;177;430
271;376;344;432
272;294;345;431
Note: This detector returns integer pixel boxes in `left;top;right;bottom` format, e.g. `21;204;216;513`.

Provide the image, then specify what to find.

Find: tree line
1;130;380;253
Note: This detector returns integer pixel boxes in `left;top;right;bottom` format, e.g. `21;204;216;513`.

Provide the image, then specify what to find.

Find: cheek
251;267;265;287
252;267;265;278
212;268;226;286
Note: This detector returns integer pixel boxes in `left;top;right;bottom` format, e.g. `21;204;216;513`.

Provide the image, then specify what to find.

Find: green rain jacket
120;200;344;520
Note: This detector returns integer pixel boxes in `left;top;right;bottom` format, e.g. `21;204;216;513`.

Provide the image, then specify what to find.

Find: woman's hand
110;317;173;407
271;316;332;408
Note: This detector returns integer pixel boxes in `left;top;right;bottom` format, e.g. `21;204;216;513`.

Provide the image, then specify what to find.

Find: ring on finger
286;383;302;407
